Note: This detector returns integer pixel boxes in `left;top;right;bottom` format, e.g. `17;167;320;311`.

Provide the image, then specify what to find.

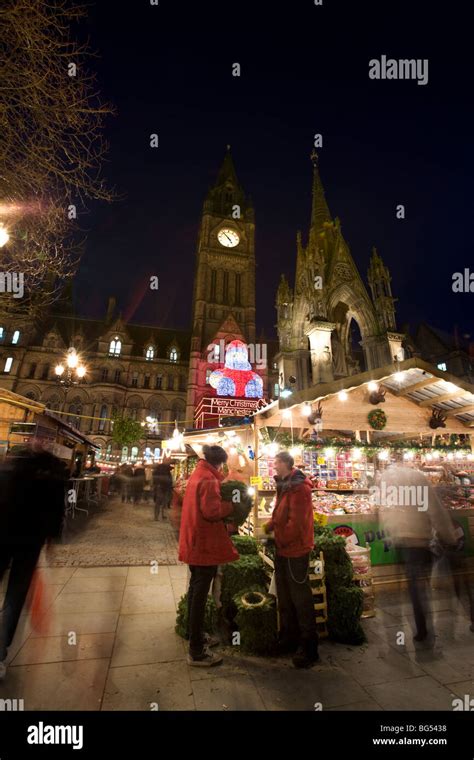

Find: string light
302;404;312;416
338;391;348;401
368;382;378;392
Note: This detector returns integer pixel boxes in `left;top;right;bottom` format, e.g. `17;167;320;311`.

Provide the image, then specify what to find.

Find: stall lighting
367;381;378;392
266;442;279;457
425;453;433;461
76;366;86;378
338;391;348;401
229;446;237;455
444;382;459;393
247;486;256;496
447;452;454;460
378;449;389;461
394;372;404;382
468;453;474;461
403;451;414;460
0;225;10;247
352;447;362;460
282;409;292;419
455;451;464;459
324;447;335;458
55;364;65;376
289;446;301;457
280;389;292;399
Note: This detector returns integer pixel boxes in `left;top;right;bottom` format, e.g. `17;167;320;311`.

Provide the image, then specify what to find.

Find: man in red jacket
179;445;239;666
264;451;319;668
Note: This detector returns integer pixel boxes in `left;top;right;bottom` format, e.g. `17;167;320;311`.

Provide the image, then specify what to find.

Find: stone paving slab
102;661;194;711
11;632;116;666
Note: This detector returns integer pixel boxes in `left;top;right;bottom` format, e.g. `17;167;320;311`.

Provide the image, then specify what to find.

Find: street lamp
55;348;86;418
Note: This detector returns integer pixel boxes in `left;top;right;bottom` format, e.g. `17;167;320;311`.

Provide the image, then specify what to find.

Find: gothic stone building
0;149;418;460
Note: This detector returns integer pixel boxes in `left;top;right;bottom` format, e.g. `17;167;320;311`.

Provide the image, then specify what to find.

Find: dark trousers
401;546;433;636
275;553;319;653
186;564;217;658
0;543;42;661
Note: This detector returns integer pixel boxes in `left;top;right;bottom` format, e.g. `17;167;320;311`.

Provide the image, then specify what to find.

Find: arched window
148;407;161;434
109;337;122;356
131;446;138;462
98;404;108;432
12;330;20;345
69;401;82;431
121;446;128;462
146;346;154;361
171;402;185;426
106;443;112;461
129;407;139;421
169;347;178;363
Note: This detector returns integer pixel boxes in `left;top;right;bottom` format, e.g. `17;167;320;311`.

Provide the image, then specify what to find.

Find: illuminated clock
217;228;240;248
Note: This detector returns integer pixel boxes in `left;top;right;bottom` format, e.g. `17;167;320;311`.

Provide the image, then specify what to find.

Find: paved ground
1;565;473;711
42;498;179;567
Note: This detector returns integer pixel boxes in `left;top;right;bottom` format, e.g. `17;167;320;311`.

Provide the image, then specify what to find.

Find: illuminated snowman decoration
209;340;263;398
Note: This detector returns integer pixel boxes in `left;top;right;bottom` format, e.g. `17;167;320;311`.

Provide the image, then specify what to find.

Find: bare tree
0;0;115;320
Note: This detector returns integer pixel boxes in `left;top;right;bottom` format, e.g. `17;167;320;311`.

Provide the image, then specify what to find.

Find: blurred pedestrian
379;463;456;642
119;463;133;503
0;445;67;680
152;461;173;520
132;463;145;504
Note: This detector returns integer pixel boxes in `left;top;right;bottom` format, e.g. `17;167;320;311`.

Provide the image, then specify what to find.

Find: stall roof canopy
43;411;100;449
0;388;45;414
254;358;474;434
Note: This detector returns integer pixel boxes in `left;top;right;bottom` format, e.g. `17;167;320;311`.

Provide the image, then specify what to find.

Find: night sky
73;0;473;344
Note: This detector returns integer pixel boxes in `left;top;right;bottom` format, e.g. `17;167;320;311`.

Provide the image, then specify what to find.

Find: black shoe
292;644;320;669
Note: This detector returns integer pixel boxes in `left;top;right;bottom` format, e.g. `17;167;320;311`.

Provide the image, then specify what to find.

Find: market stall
252;358;474;586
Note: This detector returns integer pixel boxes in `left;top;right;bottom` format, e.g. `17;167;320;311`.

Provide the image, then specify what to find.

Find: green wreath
368;409;387;430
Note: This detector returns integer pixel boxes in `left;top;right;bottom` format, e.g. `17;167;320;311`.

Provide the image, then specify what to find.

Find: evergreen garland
367;409;387;430
231;534;259;555
221;480;253;526
313;525;366;645
175;592;218;639
221;555;268;619
233;587;278;655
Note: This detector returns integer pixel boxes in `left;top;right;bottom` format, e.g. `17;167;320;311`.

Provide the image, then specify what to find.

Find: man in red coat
263;451;319;668
179;445;238;666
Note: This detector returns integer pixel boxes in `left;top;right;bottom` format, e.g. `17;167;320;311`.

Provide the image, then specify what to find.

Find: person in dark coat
0;445;68;680
119;463;133;503
263;450;319;668
132;464;145;505
178;445;239;667
152;462;173;521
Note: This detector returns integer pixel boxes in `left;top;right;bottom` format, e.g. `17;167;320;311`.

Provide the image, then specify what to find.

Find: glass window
106;443;112;461
98;404;108;432
167;374;174;390
12;330;20;344
28;362;37;378
179;374;186;392
42;364;49;380
121;446;128;463
144;375;150;389
131;372;138;388
155;374;162;389
274;383;280;397
114;369;121;383
0;327;3;340
131;446;138;462
169;347;178;362
437;362;447;372
4;357;13;373
146;346;154;360
154;447;161;460
109;337;121;356
101;368;108;382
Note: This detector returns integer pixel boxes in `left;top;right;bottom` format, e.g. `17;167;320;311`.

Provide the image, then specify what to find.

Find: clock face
217;228;240;248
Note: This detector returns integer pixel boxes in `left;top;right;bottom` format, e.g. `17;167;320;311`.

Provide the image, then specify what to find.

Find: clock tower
186;147;257;424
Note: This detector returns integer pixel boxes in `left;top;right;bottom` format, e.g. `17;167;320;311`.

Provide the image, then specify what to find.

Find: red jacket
265;468;314;558
178;460;239;566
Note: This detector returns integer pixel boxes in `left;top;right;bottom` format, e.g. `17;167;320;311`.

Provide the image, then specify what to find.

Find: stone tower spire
309;150;331;242
367;247;397;331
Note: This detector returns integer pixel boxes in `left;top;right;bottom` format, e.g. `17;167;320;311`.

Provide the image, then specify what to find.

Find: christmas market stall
252;358;474;595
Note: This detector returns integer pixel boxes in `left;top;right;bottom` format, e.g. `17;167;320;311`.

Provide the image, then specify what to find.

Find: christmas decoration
233;587;278;655
221;555;268;619
429;409;447;429
231;535;259;555
367;409;387;430
221;480;253;526
209;340;263;398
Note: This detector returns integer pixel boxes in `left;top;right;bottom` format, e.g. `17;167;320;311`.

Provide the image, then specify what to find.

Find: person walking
0;445;68;680
119;463;133;503
379;462;456;642
178;445;239;666
263;450;319;668
152;461;173;520
132;464;145;505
